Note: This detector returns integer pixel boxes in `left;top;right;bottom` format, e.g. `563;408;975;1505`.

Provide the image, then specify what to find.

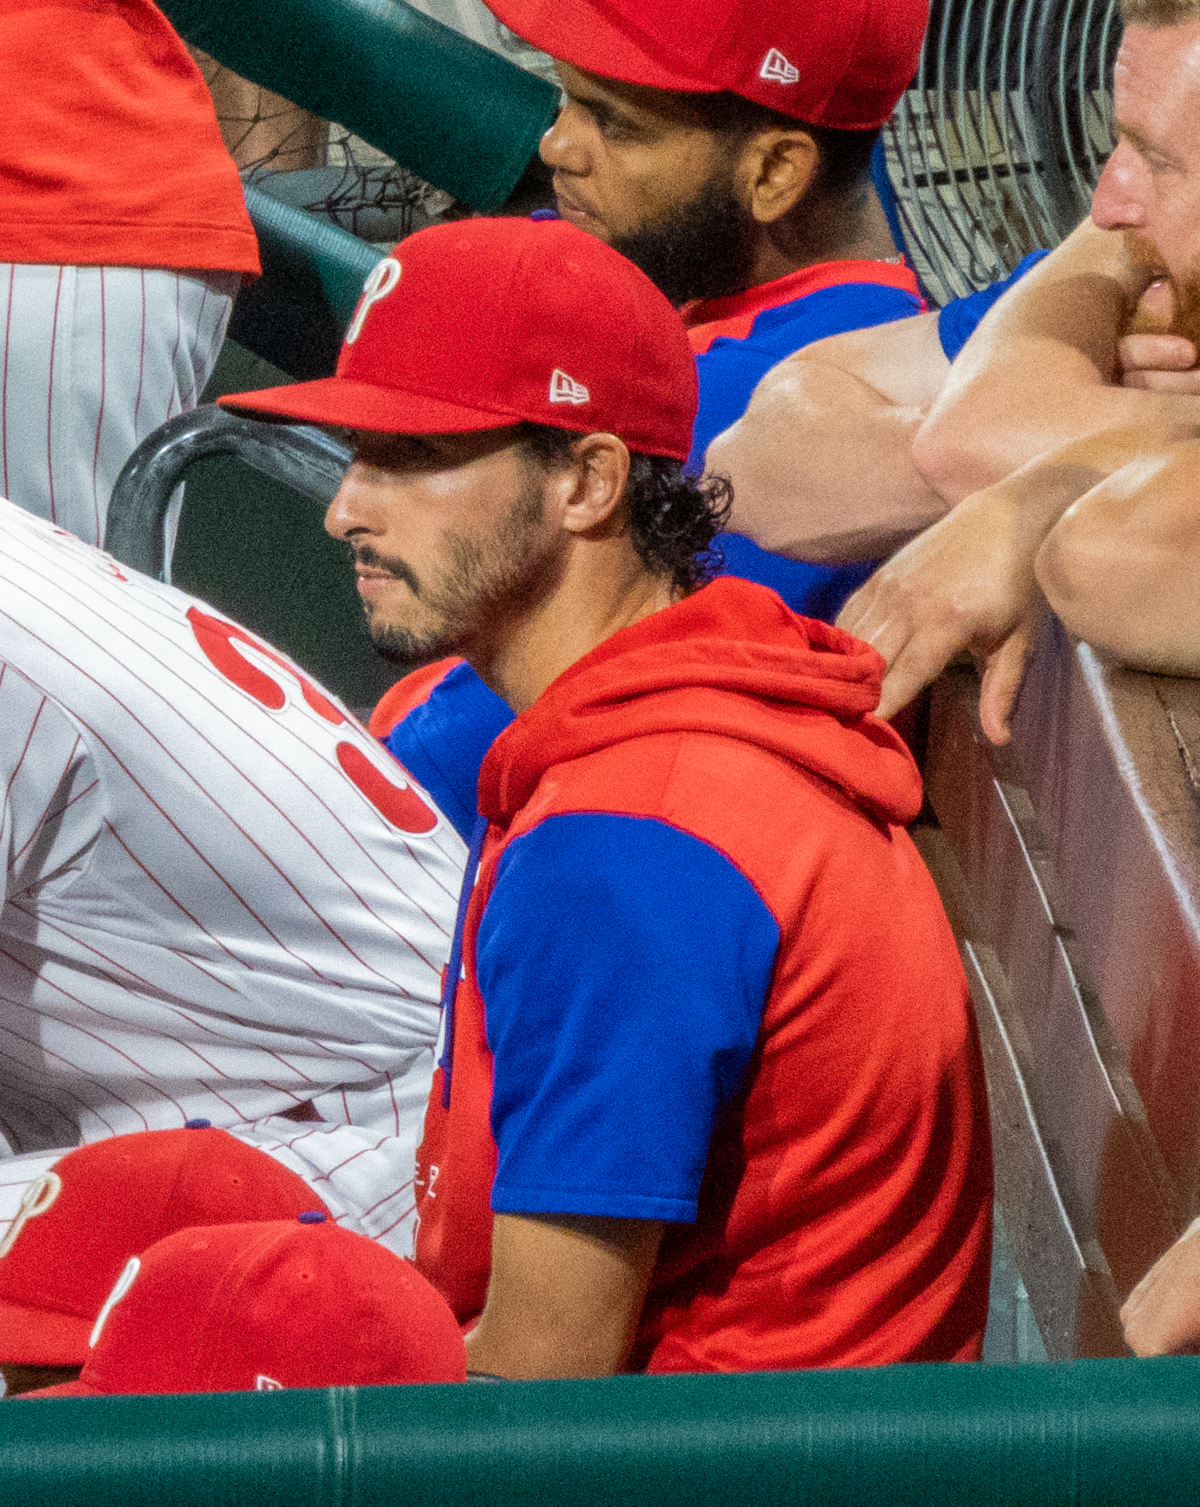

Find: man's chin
367;622;465;669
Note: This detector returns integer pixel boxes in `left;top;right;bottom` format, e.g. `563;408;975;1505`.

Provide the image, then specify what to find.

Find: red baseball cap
219;217;698;461
0;1128;328;1366
29;1216;467;1396
486;0;928;130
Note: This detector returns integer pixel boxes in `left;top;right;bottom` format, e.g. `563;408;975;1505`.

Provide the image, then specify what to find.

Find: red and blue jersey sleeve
475;812;779;1223
689;281;923;472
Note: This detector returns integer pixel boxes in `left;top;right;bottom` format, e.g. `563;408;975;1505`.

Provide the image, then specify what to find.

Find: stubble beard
356;482;559;668
609;166;758;307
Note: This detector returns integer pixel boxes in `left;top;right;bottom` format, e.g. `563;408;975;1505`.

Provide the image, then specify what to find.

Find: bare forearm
1037;436;1200;673
708;315;953;562
836;426;1191;741
465;1213;663;1380
711;367;944;562
913;220;1200;501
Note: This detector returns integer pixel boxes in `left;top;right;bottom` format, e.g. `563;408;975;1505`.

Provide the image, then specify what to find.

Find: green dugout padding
232;187;382;378
5;1359;1200;1506
157;0;558;209
247;187;381;334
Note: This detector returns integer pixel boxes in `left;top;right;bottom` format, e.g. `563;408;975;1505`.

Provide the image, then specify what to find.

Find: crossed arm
706;310;952;563
832;220;1200;738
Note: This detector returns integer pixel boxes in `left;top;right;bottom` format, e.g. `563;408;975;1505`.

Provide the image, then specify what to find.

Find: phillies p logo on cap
88;1255;141;1349
0;1171;62;1258
346;258;402;345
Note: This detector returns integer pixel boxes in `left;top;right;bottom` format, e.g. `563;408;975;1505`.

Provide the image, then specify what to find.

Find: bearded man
222;216;992;1378
350;0;938;846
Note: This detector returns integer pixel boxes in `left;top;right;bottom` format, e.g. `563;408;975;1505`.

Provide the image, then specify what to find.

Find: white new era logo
549;369;590;405
760;48;799;85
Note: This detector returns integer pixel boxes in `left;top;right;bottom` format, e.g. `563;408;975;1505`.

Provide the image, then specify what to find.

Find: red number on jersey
186;606;439;835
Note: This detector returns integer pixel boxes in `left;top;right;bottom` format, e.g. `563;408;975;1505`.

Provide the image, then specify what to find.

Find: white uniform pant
0;264;238;548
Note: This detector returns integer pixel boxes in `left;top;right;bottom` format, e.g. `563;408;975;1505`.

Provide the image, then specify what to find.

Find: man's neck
469;542;676;716
742;184;898;294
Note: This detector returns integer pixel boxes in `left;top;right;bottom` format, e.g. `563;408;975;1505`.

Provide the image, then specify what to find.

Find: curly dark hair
516;423;732;594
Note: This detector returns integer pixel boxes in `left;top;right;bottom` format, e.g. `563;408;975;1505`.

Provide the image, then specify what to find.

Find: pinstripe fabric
0;264;237;548
0;501;465;1255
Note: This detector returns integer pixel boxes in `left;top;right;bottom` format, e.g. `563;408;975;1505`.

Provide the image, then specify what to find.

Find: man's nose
539;103;590;176
1091;139;1149;231
325;464;376;541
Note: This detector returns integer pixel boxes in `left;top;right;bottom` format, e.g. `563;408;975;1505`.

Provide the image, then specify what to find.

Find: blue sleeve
937;250;1050;362
476;812;780;1223
689;281;923;471
382;661;514;844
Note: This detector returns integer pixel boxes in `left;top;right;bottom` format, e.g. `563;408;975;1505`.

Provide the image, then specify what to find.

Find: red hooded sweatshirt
414;577;992;1371
0;0;259;274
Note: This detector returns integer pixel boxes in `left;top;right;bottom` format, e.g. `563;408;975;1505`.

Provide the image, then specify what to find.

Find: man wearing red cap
490;0;930;619
222;215;992;1378
363;0;936;851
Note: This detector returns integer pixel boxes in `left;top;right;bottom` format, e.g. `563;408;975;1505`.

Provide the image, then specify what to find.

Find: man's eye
595;114;639;143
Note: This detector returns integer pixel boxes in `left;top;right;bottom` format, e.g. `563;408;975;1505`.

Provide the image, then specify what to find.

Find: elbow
1035;504;1161;668
911;402;996;505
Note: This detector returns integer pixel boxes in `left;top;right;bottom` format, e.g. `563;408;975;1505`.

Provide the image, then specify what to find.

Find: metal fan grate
882;0;1122;304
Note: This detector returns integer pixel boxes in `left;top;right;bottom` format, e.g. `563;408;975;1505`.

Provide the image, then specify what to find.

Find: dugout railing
4;1357;1200;1505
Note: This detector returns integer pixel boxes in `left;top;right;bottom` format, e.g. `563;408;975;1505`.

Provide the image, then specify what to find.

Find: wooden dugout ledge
915;617;1200;1357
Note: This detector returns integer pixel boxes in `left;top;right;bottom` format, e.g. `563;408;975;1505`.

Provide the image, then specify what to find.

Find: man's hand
836;487;1047;744
839;428;1171;742
1121;1221;1200;1356
464;1211;664;1380
1119;279;1200;391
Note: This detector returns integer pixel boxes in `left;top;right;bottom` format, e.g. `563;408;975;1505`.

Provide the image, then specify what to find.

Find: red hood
479;578;922;827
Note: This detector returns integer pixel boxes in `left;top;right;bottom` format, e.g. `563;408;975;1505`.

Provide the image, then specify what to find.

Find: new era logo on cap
760;48;799;85
549;369;590;405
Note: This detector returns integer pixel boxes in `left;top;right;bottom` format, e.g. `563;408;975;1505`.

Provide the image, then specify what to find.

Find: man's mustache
347;543;421;597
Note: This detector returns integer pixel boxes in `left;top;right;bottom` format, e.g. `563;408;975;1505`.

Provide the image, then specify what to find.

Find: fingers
873;627;966;721
1129;276;1177;335
977;614;1041;745
840;576;963;722
1122;367;1200;393
1119;332;1198;374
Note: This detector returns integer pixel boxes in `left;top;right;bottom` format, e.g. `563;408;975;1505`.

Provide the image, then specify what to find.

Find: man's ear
736;130;820;225
555;433;631;536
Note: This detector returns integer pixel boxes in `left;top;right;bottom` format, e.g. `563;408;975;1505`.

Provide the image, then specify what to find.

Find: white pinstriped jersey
0;264;237;548
0;499;464;1254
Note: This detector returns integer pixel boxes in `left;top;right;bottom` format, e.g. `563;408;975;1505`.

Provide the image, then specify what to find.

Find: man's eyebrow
561;81;644;132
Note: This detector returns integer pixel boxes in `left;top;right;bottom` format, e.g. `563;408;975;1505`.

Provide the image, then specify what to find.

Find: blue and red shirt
412;579;992;1371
